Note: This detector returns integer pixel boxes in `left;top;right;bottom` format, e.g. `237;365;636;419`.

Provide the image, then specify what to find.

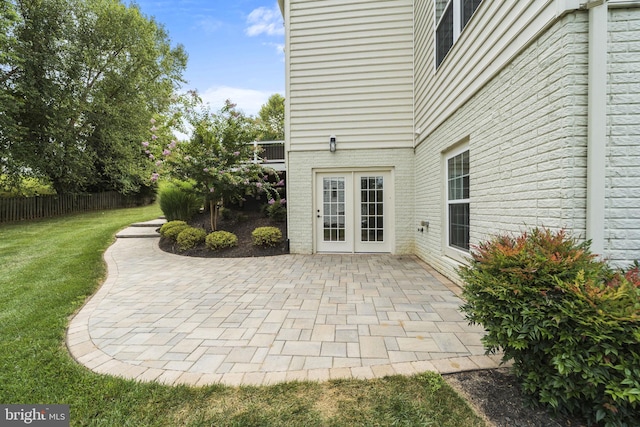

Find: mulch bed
444;368;589;427
158;209;288;258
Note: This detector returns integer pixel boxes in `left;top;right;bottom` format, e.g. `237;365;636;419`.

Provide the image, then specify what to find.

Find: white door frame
314;169;394;253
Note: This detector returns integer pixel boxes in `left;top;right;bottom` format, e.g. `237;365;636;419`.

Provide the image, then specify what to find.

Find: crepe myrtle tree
147;98;280;230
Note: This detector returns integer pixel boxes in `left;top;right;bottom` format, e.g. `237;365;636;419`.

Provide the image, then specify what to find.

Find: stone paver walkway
67;223;501;387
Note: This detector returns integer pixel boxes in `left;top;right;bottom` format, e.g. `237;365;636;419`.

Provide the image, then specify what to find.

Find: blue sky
131;0;285;116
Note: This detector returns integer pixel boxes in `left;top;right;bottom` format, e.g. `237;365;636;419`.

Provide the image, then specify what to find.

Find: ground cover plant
0;205;487;426
459;228;640;426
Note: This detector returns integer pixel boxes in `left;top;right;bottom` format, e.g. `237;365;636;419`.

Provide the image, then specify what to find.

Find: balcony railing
252;140;285;171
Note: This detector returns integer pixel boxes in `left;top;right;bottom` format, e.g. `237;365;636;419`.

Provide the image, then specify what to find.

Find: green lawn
0;205;486;426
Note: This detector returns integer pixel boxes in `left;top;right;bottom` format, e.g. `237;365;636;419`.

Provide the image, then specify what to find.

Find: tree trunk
209;199;217;231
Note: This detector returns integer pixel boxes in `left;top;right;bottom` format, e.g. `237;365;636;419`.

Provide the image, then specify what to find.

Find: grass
0;205;487;426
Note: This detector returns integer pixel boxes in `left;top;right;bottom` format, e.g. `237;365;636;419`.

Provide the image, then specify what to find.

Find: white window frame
444;144;470;261
434;0;482;68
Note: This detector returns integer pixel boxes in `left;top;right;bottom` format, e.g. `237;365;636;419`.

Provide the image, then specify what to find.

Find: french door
315;171;393;253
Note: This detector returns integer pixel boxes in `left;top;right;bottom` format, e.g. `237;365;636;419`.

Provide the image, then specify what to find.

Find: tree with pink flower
150;98;280;230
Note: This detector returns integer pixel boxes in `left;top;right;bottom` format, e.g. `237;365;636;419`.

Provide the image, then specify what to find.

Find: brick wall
287;148;415;254
606;8;640;267
414;13;591;282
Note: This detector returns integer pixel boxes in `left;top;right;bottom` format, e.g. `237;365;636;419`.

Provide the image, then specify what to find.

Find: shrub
236;212;249;222
159;220;187;235
176;227;206;251
219;207;248;223
251;226;282;247
159;220;189;241
459;228;640;426
158;181;201;221
205;231;238;251
218;206;233;221
265;196;287;222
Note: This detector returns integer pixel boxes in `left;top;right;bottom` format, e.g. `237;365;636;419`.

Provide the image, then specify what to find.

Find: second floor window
435;0;482;68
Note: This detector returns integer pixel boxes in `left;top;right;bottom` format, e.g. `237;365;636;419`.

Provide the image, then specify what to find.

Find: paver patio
67;223;502;386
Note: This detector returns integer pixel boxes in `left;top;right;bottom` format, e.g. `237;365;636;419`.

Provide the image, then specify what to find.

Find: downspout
585;0;607;255
278;0;291;251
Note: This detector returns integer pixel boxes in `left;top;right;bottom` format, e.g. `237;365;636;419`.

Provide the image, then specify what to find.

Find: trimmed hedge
205;231;238;251
459;228;640;427
159;220;189;241
176;227;206;251
251;226;282;247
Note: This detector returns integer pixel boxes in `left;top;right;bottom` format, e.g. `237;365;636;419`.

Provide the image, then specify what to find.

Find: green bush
219;207;248;223
218;206;233;221
0;175;56;197
251;226;282;247
176;227;206;251
159;220;189;241
205;231;238;251
459;228;640;426
158;182;201;221
265;198;287;222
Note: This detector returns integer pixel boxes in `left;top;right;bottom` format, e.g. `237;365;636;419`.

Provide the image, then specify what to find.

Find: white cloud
264;42;285;60
200;86;279;116
196;16;223;34
245;3;284;37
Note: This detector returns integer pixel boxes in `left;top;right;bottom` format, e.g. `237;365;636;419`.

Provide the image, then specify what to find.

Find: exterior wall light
329;135;336;152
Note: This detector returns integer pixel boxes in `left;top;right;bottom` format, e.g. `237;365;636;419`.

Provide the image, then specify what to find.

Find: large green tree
1;0;187;194
256;93;284;141
153;98;280;230
0;0;21;186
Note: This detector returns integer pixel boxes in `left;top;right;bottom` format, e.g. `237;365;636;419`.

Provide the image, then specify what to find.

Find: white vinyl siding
415;0;582;143
288;0;414;152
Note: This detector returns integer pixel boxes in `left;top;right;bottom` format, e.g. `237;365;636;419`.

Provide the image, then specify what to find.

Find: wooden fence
0;191;150;224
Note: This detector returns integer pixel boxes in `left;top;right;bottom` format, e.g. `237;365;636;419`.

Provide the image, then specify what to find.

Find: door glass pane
360;176;384;242
323;177;346;242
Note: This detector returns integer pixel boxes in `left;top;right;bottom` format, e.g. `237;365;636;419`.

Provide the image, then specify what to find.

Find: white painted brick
287;148;415;255
414;13;591;283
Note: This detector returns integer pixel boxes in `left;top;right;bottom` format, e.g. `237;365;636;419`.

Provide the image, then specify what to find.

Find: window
435;0;482;67
447;149;470;252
